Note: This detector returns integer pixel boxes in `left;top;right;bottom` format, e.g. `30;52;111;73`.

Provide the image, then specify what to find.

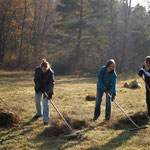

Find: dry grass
0;108;21;127
41;113;90;138
0;72;150;150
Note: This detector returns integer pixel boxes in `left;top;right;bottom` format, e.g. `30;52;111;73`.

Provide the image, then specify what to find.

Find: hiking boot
93;116;99;121
105;116;110;121
33;114;42;119
44;122;49;125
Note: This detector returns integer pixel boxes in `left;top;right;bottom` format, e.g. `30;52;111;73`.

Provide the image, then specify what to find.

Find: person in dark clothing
33;59;55;125
138;56;150;117
93;59;117;121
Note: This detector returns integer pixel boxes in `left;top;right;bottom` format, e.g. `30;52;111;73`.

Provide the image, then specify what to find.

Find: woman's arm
111;73;117;95
97;67;105;89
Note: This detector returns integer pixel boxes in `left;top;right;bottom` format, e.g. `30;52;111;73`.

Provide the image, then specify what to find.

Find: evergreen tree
55;0;109;72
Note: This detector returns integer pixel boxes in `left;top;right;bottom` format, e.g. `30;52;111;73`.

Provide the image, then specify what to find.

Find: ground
0;71;150;150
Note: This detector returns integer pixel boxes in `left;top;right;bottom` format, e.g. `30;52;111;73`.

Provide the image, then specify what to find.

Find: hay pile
107;112;148;130
0;107;21;127
41;113;90;137
85;95;96;101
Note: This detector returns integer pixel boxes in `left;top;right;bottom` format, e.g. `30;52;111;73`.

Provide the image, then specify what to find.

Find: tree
55;0;109;72
127;4;150;70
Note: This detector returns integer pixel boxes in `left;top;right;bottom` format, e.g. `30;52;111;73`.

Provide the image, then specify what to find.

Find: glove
102;87;107;93
35;83;40;93
111;93;116;101
48;92;53;99
138;70;144;77
44;91;54;100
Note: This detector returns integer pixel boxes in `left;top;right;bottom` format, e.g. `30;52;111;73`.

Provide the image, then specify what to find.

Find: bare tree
119;0;132;72
18;0;28;64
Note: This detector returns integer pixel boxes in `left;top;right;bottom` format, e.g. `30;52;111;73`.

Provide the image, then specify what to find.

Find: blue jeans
35;92;50;123
94;88;111;119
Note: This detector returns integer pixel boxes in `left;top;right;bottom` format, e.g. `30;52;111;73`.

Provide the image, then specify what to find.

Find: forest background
0;0;150;74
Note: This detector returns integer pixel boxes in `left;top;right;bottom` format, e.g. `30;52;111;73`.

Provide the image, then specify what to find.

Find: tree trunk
76;0;83;61
18;0;27;64
40;0;51;46
119;0;132;73
109;0;118;63
0;15;6;62
33;1;38;57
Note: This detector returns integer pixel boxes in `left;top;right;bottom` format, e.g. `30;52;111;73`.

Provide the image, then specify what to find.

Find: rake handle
106;92;139;128
0;98;9;107
44;92;75;134
113;100;139;128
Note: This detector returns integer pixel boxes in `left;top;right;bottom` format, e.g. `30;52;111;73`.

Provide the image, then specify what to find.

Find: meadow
0;71;150;150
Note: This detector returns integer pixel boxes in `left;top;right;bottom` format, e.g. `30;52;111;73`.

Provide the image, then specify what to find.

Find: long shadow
0;117;38;144
62;111;149;150
33;118;101;150
86;111;149;150
106;111;149;131
33;127;89;150
0;72;33;78
34;133;88;150
87;130;137;150
55;75;97;85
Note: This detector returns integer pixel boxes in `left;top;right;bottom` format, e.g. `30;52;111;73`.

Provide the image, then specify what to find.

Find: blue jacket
97;66;117;94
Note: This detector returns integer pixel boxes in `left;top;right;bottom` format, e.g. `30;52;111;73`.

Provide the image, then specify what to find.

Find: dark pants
94;88;111;119
146;87;150;114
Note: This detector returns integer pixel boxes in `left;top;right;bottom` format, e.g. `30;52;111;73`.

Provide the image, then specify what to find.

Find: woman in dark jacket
33;59;55;125
138;56;150;117
93;59;117;121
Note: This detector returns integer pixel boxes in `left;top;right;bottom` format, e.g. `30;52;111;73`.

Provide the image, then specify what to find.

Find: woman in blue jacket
93;59;117;121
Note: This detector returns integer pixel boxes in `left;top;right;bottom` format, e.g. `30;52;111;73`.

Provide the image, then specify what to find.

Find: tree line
0;0;150;74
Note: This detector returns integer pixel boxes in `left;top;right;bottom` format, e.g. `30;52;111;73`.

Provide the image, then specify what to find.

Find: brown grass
0;108;21;127
107;112;149;130
41;113;90;137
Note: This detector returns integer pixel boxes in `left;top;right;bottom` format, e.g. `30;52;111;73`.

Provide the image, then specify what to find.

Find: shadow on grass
87;130;137;150
106;111;149;130
0;117;38;144
86;112;149;150
33;117;100;150
55;75;97;85
32;111;149;150
33;126;89;150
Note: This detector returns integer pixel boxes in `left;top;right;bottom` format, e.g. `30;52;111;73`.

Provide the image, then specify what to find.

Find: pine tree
55;0;109;72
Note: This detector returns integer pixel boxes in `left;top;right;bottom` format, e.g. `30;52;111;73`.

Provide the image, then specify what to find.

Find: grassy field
0;71;150;150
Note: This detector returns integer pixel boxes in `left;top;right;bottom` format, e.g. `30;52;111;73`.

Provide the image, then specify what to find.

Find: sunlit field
0;72;150;150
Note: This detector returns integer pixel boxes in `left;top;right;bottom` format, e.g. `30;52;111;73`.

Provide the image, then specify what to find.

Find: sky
131;0;149;8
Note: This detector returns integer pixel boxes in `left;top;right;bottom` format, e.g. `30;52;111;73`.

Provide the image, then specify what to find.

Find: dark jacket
143;65;150;87
97;66;117;94
34;66;55;93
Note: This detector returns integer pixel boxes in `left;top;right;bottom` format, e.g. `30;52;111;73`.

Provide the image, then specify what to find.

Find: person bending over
93;59;117;121
138;56;150;117
33;59;55;125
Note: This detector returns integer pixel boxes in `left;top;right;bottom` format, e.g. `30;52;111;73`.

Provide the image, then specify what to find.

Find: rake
106;92;147;131
44;92;85;138
0;97;15;112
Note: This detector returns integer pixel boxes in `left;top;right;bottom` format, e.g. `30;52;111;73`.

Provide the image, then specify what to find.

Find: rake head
64;132;85;138
130;126;148;131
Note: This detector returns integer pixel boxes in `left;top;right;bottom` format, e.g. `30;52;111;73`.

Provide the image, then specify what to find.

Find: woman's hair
106;59;116;68
145;56;150;63
40;59;50;68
